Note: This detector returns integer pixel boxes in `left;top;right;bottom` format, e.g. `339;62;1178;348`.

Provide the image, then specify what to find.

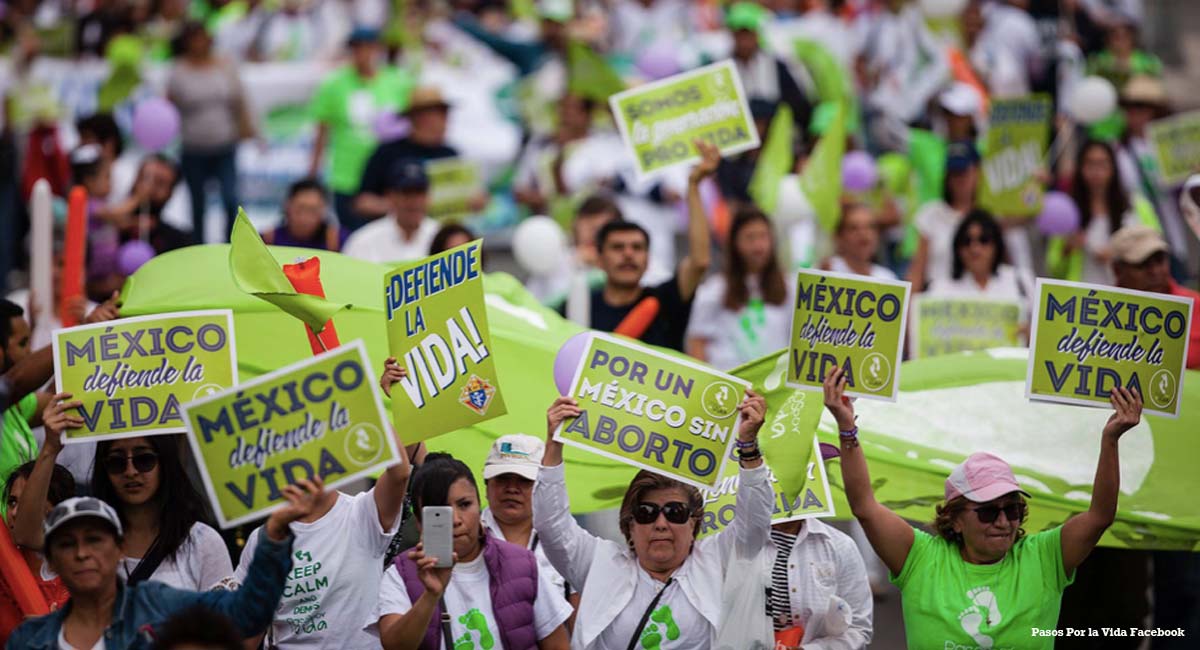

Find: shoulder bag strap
624;578;674;650
440;596;453;650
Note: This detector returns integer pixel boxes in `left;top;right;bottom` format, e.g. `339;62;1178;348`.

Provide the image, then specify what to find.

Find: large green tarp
119;247;1199;549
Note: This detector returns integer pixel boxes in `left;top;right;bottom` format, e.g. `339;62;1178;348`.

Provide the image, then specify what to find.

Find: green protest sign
53;310;237;442
182;340;399;528
979;96;1052;217
385;240;506;443
911;296;1022;358
556;333;752;489
1026;279;1193;418
700;434;834;538
426;158;483;220
787;270;911;401
609;60;759;182
1147;110;1200;186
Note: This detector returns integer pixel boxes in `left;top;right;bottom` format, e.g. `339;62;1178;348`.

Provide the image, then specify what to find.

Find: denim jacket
7;528;293;650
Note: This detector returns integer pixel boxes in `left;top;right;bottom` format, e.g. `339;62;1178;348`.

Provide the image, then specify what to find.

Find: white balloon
919;0;967;19
513;216;568;276
1068;76;1118;125
774;175;814;225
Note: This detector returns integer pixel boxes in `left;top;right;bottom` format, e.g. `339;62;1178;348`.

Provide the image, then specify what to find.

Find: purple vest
396;533;540;650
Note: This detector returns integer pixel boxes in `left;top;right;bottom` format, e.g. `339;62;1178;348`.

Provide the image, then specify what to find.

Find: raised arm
378;543;456;650
823;368;913;576
373;358;413;530
532;397;604;590
12;393;80;550
677;141;717;300
714;390;771;561
1060;387;1141;574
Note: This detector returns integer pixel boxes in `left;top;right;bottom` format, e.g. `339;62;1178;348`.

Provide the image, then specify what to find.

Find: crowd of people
1;0;1199;649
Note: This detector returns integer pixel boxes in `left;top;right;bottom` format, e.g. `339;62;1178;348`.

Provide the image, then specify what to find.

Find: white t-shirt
926;264;1034;323
594;566;709;650
58;628;105;650
481;508;573;597
236;489;399;650
118;522;233;591
827;256;898;281
1081;211;1133;286
367;550;573;649
914;200;965;289
342;217;440;264
686;274;794;371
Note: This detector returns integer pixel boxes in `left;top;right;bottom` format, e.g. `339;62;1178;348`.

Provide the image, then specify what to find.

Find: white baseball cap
43;497;124;551
483;434;545;482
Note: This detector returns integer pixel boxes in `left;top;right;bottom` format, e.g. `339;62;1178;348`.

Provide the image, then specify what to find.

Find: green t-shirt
310;66;414;194
892;526;1074;650
1;392;39;510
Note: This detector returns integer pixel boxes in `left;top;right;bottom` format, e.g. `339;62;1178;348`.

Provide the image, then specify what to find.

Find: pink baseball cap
944;453;1030;503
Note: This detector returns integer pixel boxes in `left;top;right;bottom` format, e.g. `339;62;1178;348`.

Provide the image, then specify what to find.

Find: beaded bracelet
734;439;759;450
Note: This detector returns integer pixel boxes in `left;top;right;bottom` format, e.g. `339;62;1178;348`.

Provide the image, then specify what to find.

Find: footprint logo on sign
193;384;224;401
1149;370;1176;409
344;423;384;466
859;353;891;393
701;382;738;420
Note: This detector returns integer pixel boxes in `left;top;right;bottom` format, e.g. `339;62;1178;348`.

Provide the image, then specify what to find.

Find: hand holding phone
421;506;455;569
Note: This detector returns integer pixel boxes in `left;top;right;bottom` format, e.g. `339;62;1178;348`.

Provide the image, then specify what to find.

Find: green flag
228;210;349;334
567;40;625;102
800;103;846;232
748;104;795;214
792;39;858;132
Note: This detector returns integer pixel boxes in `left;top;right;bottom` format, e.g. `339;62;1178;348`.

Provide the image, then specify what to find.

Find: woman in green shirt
821;367;1143;649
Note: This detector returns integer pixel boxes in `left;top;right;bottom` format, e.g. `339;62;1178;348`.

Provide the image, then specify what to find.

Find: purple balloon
1036;191;1081;236
635;43;680;81
132;97;180;152
117;240;156;276
554;332;593;395
842;150;878;192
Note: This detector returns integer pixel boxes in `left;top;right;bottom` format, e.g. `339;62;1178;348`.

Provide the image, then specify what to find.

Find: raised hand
688;139;721;184
84;291;120;324
265;476;326;541
380;357;407;397
546;396;581;441
1102;386;1142;441
42;392;84;453
736;389;766;442
822;367;856;432
408;542;455;597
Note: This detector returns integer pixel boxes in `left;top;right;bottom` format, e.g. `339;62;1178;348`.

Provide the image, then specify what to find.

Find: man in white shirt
478;434;579;622
342;160;439;264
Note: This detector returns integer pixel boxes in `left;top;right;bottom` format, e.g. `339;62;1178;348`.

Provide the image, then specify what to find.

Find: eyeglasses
959;234;994;247
971;502;1026;525
633;501;693;525
103;452;158;476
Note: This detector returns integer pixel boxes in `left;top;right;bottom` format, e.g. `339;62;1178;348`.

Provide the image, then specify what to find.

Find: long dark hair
410;452;479;525
1071;140;1130;235
91;435;209;563
951;209;1006;280
721;207;787;311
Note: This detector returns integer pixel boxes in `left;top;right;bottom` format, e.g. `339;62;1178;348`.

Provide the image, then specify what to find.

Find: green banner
700;434;834;538
980;96;1052;217
911;296;1022;358
556;333;752;489
787;270;911;401
609;60;759;182
1027;279;1193;418
426;158;484;221
384;240;506;442
53;311;237;442
1147;110;1200;186
182;340;398;528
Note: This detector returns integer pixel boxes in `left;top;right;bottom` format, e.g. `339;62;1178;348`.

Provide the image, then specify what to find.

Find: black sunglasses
633;501;693;525
104;452;159;476
959;234;994;247
971;502;1026;525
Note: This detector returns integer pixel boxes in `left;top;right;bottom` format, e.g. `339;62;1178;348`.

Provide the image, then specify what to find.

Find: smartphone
422;506;454;568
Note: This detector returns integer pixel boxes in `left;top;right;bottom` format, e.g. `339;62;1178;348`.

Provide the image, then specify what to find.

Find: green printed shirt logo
454;608;495;650
640;606;681;649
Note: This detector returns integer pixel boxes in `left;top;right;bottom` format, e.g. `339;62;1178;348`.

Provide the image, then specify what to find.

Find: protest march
3;2;1200;650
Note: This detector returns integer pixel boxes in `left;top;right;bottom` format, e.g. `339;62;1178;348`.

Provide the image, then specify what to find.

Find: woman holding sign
532;390;770;650
821;367;1144;650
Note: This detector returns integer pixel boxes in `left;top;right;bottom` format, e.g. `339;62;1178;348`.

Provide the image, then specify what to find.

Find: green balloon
877;153;912;194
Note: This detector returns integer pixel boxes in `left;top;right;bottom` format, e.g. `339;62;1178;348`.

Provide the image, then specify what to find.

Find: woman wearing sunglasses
928;210;1035;319
821;367;1143;650
532;390;769;650
89;434;233;590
